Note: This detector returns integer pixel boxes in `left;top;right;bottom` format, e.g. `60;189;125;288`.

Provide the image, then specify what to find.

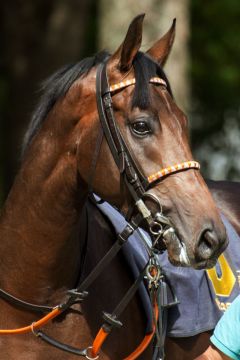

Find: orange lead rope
0;288;158;359
0;307;62;335
123;301;159;360
90;301;159;360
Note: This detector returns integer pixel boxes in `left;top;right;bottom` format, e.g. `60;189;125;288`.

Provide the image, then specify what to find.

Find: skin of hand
194;345;232;360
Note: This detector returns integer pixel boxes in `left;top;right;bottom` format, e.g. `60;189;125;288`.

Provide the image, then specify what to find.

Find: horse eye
131;121;151;136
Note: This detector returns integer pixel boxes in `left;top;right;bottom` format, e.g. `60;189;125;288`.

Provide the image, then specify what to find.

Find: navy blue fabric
97;201;153;333
97;202;240;337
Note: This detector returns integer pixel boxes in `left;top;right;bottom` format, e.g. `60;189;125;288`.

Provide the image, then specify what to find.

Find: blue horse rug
96;201;240;337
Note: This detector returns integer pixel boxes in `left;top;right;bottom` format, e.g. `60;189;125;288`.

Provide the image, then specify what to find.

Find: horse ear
110;14;145;72
146;19;176;66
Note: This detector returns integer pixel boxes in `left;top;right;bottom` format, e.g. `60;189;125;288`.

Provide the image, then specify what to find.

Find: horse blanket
95;200;240;337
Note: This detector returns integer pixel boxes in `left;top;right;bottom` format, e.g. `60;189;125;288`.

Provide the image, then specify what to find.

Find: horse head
57;15;227;269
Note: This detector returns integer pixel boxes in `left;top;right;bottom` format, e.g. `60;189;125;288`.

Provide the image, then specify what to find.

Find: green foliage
191;0;240;111
190;0;240;180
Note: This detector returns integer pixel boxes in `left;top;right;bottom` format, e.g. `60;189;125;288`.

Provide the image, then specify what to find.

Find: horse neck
0;109;87;304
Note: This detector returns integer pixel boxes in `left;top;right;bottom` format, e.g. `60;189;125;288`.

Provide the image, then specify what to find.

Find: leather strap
96;62;147;201
102;264;148;333
75;215;141;294
96;62;123;171
0;288;53;313
35;331;89;357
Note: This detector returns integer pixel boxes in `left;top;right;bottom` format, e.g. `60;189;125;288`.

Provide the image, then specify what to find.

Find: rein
0;60;199;359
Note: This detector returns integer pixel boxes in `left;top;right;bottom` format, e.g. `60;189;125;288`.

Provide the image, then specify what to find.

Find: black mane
22;51;109;155
22;51;171;156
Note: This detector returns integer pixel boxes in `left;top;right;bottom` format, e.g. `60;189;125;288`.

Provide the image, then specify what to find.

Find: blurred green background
0;0;240;205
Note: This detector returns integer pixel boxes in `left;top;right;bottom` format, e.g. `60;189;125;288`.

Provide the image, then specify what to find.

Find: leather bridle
0;59;200;359
95;60;200;243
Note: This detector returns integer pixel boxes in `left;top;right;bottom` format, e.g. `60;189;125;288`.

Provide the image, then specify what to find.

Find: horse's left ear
110;14;144;72
146;19;176;66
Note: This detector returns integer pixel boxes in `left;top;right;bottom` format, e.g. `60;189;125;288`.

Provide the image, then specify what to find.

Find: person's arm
195;344;232;360
196;295;240;360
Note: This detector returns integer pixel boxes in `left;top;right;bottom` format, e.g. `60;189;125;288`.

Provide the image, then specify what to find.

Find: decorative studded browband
109;77;167;92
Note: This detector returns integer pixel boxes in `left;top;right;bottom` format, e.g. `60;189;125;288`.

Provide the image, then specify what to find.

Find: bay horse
0;14;233;359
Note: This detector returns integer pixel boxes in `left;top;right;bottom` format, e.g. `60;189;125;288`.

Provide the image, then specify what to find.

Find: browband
110;77;167;92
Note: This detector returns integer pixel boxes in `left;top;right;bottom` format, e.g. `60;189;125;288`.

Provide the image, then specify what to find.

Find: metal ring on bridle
149;221;163;236
142;193;163;214
30;322;39;337
85;347;99;360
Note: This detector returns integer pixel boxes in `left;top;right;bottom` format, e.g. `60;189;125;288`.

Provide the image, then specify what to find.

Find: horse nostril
196;229;218;261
